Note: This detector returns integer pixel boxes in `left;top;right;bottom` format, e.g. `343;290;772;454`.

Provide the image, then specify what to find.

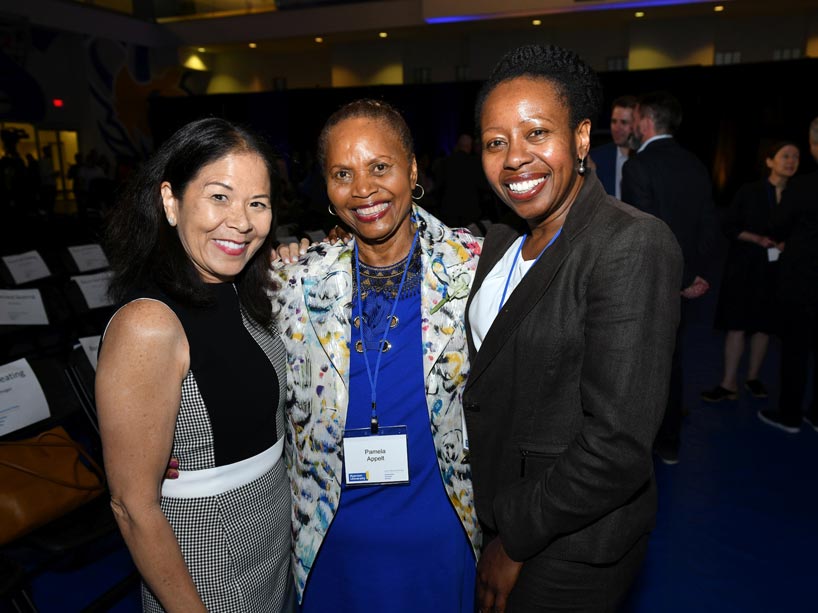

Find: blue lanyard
354;228;419;434
498;228;562;313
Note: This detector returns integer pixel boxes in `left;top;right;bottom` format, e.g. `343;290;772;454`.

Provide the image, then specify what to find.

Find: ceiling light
379;32;388;39
714;5;724;12
248;42;257;49
185;55;207;71
315;36;323;43
532;19;542;26
197;47;206;53
635;11;645;18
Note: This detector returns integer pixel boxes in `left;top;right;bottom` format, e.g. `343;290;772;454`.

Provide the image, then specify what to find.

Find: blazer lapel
302;249;354;384
467;232;570;387
413;206;473;381
466;177;606;389
465;224;518;358
421;241;466;381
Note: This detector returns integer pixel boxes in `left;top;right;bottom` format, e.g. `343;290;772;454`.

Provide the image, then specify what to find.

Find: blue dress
300;248;475;612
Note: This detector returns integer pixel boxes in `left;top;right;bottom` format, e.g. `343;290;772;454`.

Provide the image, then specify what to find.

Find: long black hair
105;117;279;325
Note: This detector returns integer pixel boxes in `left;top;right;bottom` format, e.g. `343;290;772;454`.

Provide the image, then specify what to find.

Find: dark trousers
778;301;818;420
505;534;650;612
655;299;686;451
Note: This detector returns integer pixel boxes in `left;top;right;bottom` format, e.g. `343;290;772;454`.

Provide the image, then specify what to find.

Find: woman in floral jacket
271;99;481;611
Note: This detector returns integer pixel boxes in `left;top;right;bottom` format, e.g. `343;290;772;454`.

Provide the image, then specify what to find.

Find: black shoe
653;441;679;465
804;414;818;433
758;409;801;434
701;385;737;402
745;379;768;398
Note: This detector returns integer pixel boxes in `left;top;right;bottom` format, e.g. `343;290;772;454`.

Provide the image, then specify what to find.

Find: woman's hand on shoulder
273;238;311;264
326;224;352;244
272;226;353;264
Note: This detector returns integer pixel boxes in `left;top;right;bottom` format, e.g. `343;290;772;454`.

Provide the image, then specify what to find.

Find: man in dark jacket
621;91;718;464
589;95;637;199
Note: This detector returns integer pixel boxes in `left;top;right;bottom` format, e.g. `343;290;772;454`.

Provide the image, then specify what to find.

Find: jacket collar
465;176;607;389
301;205;472;383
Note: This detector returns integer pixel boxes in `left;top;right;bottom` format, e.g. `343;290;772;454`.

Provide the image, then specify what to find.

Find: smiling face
161;151;272;283
766;144;800;181
610;105;634;148
324;116;418;263
480;77;590;230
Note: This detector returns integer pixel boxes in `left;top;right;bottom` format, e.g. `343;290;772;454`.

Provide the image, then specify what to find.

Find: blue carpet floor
622;317;818;612
12;262;817;612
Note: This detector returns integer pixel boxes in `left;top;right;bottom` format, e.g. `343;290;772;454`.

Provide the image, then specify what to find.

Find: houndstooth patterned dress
134;293;292;613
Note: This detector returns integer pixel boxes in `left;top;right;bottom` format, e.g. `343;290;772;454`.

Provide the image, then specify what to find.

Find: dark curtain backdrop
149;58;818;207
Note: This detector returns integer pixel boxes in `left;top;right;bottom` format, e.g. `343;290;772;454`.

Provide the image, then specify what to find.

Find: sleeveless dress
111;284;292;613
300;247;476;612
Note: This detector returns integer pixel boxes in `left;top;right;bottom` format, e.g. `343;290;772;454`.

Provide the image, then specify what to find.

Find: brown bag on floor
0;425;105;545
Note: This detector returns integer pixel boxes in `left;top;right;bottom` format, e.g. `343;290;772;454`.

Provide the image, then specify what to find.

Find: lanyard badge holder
343;229;419;487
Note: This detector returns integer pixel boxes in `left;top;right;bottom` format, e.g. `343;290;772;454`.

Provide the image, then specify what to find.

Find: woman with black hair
703;140;800;404
273;99;480;612
464;45;682;611
96;118;292;612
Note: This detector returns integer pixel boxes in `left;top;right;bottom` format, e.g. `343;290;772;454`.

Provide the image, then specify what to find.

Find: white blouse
469;236;538;352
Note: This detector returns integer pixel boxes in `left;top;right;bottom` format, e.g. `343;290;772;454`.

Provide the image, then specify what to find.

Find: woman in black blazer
465;45;683;612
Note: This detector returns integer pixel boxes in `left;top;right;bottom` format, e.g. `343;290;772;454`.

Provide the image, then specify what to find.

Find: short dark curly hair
317;98;414;172
475;44;603;131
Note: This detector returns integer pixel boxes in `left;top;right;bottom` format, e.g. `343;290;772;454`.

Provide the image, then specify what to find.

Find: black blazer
621;137;717;288
464;176;682;568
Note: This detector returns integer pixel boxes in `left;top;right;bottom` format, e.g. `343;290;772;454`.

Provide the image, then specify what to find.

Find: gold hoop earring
411;183;425;201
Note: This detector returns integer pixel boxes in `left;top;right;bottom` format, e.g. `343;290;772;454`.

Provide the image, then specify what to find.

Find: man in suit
589;95;637;199
760;116;818;432
621;91;718;464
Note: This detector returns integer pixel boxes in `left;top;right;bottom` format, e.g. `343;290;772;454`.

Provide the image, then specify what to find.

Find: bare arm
96;301;206;613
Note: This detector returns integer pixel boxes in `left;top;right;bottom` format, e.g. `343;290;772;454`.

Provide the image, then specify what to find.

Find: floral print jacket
270;205;483;602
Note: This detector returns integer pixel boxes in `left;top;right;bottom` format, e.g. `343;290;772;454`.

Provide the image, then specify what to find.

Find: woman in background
703;140;799;402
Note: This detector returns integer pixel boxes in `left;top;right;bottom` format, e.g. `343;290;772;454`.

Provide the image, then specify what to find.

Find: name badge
343;425;409;486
